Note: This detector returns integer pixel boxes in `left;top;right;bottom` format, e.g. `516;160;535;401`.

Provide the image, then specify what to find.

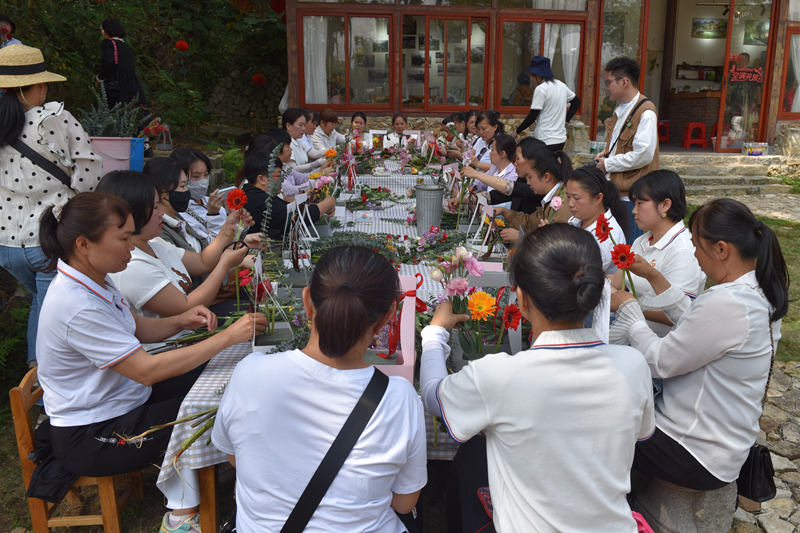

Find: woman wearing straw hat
0;44;103;367
515;56;581;153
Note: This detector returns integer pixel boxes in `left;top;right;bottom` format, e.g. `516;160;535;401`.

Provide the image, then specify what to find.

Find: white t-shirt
212;350;428;533
37;260;149;427
472;137;492;165
568;209;626;274
531;79;576;145
629;220;706;336
422;326;654;533
109;237;189;317
615;270;781;482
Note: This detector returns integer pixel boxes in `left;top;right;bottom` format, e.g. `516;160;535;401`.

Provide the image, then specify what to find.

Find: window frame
778;25;800;119
494;14;586;113
297;8;396;111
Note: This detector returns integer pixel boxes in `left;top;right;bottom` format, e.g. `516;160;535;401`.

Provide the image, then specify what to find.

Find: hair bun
573;266;605;314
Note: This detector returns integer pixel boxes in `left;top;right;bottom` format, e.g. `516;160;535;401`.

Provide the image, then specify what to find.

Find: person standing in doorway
515;56;580;153
594;57;659;242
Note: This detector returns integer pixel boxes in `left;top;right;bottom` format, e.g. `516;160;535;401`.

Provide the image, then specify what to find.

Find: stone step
680;175;778;186
660;154;783;166
685;183;791;196
664;164;772;177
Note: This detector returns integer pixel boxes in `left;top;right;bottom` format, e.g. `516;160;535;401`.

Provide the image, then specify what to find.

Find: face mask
169;190;191;212
187;178;209;201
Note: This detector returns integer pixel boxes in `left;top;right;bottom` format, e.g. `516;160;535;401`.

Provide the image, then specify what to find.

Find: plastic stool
682;122;707;149
657;121;669;143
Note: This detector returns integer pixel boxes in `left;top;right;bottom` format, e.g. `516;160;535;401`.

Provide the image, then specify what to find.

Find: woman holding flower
492;145;572;241
169;147;229;241
611;198;788;493
34;192;265;533
421;224;654;532
468;111;503;172
212;246;426;532
609;170;705;337
283;108;326;173
565;166;628;274
311;108;346;151
98;171;251;318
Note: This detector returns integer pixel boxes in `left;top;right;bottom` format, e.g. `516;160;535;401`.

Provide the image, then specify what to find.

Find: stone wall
775;120;800;159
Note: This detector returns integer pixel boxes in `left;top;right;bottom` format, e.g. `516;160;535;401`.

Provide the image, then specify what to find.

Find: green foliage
3;0;287;132
0;303;29;371
221;148;244;184
79;84;148;137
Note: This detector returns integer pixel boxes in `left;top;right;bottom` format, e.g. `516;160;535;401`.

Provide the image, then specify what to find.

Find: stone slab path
690;193;800;223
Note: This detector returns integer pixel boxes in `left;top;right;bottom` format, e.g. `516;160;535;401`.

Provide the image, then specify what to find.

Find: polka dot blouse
0;102;103;247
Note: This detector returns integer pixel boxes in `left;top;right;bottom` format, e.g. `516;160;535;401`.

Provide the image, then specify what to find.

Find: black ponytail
0;89;25;147
476;110;505;136
568;166;629;237
510;224;605;322
690;198;789;321
39;192;131;272
310;246;400;358
525;146;573;184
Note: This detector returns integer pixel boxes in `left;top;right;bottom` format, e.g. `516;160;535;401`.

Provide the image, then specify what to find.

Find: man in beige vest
594;57;659;241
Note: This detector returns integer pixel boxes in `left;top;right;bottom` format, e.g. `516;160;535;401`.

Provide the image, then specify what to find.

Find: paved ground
691;193;800;223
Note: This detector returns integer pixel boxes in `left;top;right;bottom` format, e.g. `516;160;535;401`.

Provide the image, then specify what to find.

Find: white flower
430;268;443;282
456;246;470;259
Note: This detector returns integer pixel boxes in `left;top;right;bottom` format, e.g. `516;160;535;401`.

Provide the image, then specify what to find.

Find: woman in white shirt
612;198;788;491
35;192;265;533
97;171;249;318
212;246;427;532
384;113;410;149
565;166;628;274
451;133;518;212
169;147;227;241
611;170;705;336
420;223;654;532
283;108;325;173
470;110;504;171
0;45;102;365
311;108;346;151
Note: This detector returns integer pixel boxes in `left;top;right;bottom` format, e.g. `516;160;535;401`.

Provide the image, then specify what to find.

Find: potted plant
79;85;148;173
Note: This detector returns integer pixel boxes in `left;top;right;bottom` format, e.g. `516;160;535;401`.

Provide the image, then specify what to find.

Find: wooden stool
657;121;669;143
10;368;144;532
630;475;737;533
682;122;707;149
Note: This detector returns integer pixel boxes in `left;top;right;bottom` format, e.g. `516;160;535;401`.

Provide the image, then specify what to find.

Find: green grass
762;216;800;361
779;174;800;194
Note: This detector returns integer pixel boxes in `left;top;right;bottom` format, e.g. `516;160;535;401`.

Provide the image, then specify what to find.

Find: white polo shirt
568;209;626;274
109;237;190;318
531;79;576;145
629;220;706;335
420;327;654;533
37;260;149;427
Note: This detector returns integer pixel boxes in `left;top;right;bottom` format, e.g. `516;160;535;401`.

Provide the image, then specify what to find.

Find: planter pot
315;219;333;238
450;329;510;371
415;185;444;234
90;137;146;173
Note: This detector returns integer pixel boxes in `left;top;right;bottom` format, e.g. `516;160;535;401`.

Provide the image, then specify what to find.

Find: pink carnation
447;277;469;296
550;195;563;210
465;256;484;277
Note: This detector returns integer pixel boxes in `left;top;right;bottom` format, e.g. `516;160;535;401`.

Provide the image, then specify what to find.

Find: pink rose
465;256;484;277
550;195;563;211
447;277;469;296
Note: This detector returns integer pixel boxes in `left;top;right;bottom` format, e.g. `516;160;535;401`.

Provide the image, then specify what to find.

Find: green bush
3;0;287;134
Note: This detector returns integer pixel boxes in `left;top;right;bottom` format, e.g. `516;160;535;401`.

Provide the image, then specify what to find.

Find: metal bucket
415;184;444;234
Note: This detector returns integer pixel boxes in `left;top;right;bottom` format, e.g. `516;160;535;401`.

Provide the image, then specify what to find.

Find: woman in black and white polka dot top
0;44;102;367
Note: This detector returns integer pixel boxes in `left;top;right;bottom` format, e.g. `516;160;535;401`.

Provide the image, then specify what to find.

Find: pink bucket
90;136;133;174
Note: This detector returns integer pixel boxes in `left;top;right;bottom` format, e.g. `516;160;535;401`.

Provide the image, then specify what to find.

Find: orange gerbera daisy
468;290;497;321
325;148;337;158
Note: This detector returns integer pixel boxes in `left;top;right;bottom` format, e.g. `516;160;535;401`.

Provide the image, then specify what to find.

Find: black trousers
49;363;206;477
447;435;496;533
633;428;728;491
546;142;565;153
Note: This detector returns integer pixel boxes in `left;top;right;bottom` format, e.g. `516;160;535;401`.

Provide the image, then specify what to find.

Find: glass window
401;15;487;110
402;0;490;6
500;21;541;106
497;0;586;8
299;0;393;3
349;17;391;105
303;16;345;105
595;0;643;140
791;0;800;20
784;34;800;113
469;20;486;106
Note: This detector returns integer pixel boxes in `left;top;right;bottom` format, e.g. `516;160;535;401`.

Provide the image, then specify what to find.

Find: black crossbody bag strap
281;368;390;533
9;139;72;189
604;97;651;158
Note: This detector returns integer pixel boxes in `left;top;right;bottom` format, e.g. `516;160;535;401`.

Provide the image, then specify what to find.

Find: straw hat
0;44;66;88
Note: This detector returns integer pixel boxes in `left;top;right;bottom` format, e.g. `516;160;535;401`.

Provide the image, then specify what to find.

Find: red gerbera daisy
611;244;635;269
226;188;248;211
595;213;612;243
502;304;522;330
175;40;189;51
361;192;368;203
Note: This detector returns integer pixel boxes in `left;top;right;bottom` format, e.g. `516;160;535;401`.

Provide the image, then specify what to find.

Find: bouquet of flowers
310;174;335;201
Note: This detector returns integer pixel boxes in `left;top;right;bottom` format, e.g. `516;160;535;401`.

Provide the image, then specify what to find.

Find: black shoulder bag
280;367;390;533
737;318;777;502
603;97;651;158
9;139;72;188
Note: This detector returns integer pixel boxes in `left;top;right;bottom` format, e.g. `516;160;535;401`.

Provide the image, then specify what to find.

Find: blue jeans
0;245;56;363
624;200;643;243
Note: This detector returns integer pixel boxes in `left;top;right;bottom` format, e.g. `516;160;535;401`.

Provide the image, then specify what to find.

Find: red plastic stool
657;121;669;143
682;122;707;149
